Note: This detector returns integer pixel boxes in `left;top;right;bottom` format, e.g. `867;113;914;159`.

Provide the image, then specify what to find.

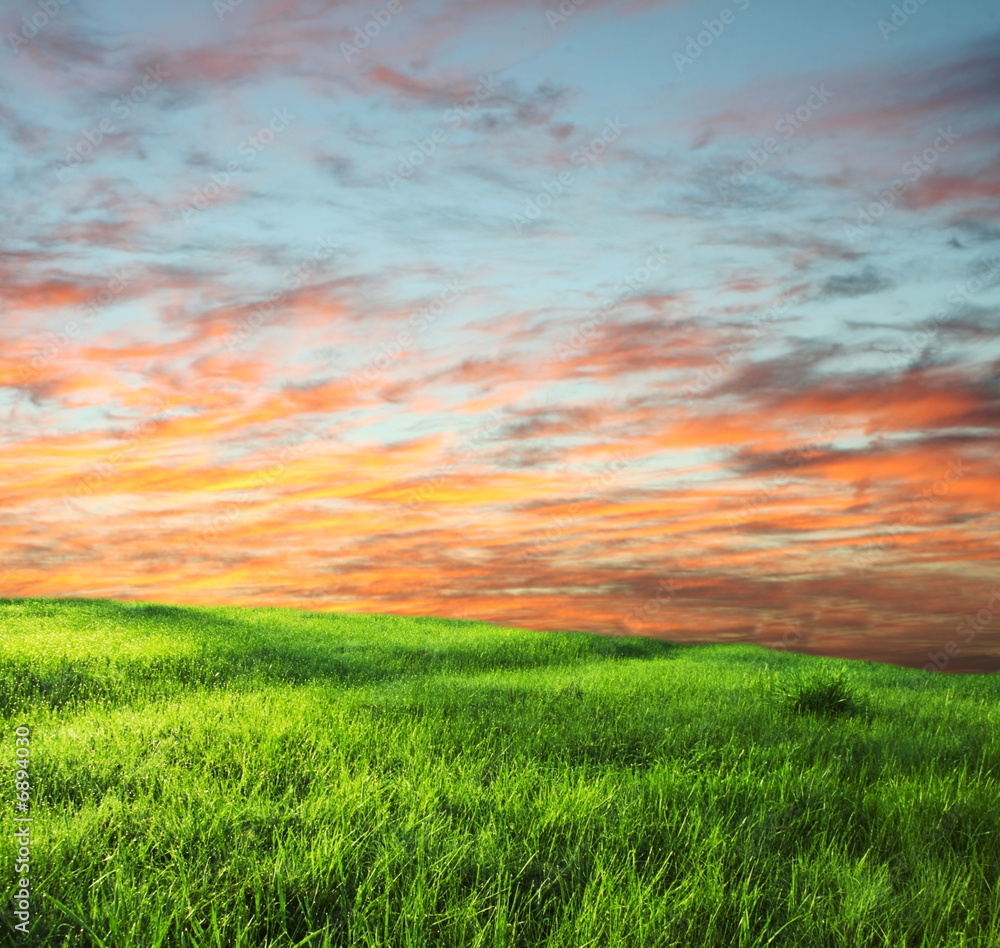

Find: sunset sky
2;0;999;670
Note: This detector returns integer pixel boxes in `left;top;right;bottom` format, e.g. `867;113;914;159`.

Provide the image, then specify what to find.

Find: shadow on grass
0;630;688;717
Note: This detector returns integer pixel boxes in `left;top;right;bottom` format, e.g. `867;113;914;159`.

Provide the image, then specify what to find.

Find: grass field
1;597;997;948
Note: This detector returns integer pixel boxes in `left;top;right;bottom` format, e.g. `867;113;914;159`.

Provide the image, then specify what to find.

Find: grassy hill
1;597;997;948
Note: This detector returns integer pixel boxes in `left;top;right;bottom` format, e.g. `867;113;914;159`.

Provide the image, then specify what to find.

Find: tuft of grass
775;669;858;717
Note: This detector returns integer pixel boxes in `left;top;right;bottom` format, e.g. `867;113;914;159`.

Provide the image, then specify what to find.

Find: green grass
1;596;997;948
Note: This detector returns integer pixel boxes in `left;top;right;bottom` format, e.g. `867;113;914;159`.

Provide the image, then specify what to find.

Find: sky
1;0;999;672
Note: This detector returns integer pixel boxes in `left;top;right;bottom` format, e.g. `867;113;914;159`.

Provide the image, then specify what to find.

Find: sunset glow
2;0;999;671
